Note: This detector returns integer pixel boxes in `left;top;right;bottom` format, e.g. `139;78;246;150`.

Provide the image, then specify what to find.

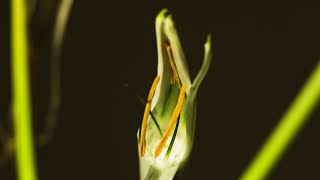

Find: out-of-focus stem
39;0;74;146
240;61;320;180
12;0;37;179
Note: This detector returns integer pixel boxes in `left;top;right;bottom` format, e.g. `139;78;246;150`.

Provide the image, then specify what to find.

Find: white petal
163;16;192;94
151;9;172;114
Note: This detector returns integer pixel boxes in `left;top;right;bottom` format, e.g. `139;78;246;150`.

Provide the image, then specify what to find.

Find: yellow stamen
166;45;181;87
141;139;146;157
140;76;160;157
154;84;186;158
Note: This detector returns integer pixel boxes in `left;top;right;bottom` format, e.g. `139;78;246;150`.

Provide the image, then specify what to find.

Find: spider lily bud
137;9;212;180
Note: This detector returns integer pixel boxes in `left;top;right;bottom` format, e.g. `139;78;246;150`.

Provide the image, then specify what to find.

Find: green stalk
240;61;320;180
12;0;37;179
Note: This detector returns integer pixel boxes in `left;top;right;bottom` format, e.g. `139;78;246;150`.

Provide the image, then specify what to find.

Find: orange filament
140;76;160;157
141;139;146;157
154;84;186;158
166;45;181;87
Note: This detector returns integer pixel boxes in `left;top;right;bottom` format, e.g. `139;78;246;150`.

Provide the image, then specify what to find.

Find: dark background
1;0;320;179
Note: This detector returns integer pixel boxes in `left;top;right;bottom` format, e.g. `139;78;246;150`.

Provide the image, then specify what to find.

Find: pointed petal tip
204;34;213;66
156;9;177;30
160;8;168;14
205;34;212;51
156;9;169;23
190;34;212;92
164;15;175;29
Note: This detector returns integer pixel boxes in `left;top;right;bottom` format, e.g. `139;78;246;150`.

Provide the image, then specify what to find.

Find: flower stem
240;61;320;180
12;0;38;179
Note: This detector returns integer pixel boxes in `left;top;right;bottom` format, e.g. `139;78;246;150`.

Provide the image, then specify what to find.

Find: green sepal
182;35;212;158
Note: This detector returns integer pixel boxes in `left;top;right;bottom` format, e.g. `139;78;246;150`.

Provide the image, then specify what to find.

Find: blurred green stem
12;0;37;179
240;61;320;180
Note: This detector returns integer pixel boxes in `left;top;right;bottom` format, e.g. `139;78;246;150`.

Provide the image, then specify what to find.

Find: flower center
139;44;186;159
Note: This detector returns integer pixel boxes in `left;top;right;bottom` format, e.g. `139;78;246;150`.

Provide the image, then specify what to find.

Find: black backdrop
1;0;320;179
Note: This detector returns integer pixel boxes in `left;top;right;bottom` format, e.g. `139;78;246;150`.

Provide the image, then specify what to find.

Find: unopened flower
137;9;212;180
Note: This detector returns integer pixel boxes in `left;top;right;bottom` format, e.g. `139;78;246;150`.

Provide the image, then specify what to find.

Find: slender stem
12;0;37;179
149;111;163;136
240;61;320;180
166;116;180;157
39;0;73;146
124;84;163;136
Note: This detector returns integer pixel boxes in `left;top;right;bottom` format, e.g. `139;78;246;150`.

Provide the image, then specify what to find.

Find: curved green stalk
12;0;37;179
240;61;320;180
39;0;74;146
